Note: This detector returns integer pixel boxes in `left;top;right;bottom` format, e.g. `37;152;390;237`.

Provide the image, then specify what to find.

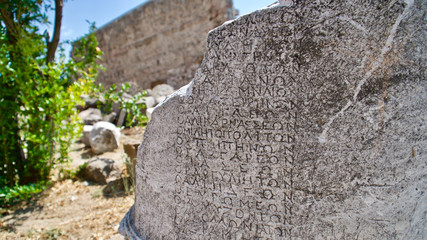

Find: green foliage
102;83;148;127
0;1;102;192
0;181;48;206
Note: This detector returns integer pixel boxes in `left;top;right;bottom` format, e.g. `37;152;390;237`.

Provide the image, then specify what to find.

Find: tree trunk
46;0;63;63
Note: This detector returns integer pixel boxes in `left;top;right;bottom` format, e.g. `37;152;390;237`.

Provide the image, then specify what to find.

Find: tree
0;0;102;189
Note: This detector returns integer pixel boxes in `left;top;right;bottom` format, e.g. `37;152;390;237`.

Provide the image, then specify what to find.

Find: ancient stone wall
95;0;236;90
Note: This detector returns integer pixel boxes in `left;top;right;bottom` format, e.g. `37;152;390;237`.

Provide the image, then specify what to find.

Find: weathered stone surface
116;109;127;127
103;112;117;123
89;122;121;154
153;85;175;105
149;84;174;98
140;96;156;109
82;158;121;184
121;1;426;239
135;96;156;118
95;0;237;90
78;108;102;125
111;102;121;116
81;125;93;147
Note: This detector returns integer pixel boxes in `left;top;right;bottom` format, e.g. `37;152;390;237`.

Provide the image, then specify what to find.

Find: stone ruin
120;0;426;239
95;0;237;90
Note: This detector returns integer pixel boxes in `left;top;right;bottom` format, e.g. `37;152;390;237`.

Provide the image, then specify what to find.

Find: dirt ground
0;127;145;240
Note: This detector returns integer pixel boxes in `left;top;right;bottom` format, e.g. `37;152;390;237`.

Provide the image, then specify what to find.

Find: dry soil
0;127;145;239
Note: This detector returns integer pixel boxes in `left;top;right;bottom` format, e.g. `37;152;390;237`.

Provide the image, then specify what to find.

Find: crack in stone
338;15;369;34
318;0;414;143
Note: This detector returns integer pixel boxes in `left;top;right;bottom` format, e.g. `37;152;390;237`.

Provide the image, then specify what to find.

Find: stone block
81;125;93;147
78;108;102;125
120;1;427;239
81;158;121;185
103;112;117;123
89;121;121;154
116;109;127;127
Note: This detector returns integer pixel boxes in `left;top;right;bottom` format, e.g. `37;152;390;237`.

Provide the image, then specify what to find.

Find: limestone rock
139;96;156;109
146;96;156;109
111;102;121;116
154;96;166;105
150;84;175;104
89;121;121;154
120;1;427;239
116;109;127;127
78;108;102;125
121;92;133;101
81;125;93;147
136;96;156;117
82;158;121;184
103;112;117;123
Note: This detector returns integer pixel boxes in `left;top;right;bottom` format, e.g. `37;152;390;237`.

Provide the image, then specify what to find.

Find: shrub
0;1;102;198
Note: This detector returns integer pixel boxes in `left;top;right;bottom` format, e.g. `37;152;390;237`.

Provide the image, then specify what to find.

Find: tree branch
46;0;63;64
0;0;18;44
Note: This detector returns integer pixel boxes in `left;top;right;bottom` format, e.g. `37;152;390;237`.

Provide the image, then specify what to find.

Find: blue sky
53;0;274;52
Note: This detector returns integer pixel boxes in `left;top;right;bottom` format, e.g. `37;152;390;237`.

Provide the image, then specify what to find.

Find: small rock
151;84;175;104
116;109;127;127
85;114;102;125
135;96;156;118
89;121;121;154
146;89;153;96
82;158;121;184
112;102;121;116
122;92;133;100
78;108;102;125
103;112;117;123
140;96;156;109
81;125;93;147
155;96;167;105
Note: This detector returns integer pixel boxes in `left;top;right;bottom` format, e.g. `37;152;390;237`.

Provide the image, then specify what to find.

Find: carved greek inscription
172;10;298;239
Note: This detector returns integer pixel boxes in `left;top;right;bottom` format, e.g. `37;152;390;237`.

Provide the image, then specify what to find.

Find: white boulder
89;121;121;154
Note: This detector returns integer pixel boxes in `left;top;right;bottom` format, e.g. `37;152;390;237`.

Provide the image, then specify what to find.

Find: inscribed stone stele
120;1;426;239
